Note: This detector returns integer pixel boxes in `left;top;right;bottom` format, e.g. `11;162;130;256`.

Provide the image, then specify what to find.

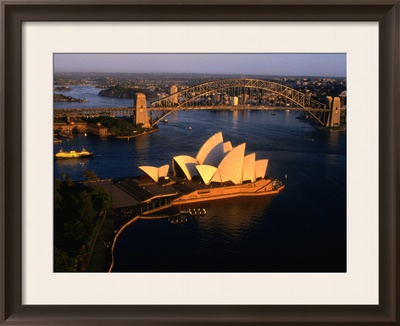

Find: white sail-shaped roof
139;164;170;182
217;143;246;185
196;132;224;166
158;164;170;178
242;153;256;183
139;166;161;183
161;132;271;186
255;159;269;179
195;165;218;185
223;141;233;153
172;155;198;180
211;170;223;183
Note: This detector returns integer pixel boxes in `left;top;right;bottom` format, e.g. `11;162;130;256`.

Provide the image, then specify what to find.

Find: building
111;132;284;210
231;96;239;106
170;85;178;104
138;132;270;186
135;132;284;205
170;132;268;185
54;121;109;137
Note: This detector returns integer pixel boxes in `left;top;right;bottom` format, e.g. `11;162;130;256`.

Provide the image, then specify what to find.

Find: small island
98;85;159;100
54;93;87;103
54;86;71;92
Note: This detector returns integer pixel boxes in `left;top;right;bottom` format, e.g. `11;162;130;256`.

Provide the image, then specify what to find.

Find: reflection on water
194;197;272;238
133;133;150;161
55;158;91;169
112;196;274;272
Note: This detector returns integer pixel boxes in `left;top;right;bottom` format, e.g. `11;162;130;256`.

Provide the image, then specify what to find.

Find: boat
189;208;206;215
180;208;206;216
54;147;93;159
168;216;188;224
58;130;73;138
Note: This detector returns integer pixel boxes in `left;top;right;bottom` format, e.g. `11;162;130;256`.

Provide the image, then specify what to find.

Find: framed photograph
1;0;398;325
53;52;348;276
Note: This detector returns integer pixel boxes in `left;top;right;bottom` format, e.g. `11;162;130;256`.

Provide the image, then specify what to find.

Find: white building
141;132;269;186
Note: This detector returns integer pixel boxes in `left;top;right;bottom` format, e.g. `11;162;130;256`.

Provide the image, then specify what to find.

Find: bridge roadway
53;105;329;118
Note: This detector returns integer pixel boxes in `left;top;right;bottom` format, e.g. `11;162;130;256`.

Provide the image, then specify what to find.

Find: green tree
64;218;86;242
54;174;113;272
54;247;75;272
54;178;64;210
83;170;99;184
78;191;97;228
92;185;113;211
65;176;74;187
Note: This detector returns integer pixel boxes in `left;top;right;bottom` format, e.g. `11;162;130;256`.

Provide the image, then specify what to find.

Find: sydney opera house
135;132;285;205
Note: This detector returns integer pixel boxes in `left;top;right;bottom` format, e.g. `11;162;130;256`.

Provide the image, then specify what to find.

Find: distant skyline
54;53;346;77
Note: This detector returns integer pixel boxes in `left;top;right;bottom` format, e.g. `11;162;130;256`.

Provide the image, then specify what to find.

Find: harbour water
54;85;134;108
54;86;346;273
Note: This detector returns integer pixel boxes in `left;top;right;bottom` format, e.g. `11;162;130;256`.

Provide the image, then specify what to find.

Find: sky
54;53;346;77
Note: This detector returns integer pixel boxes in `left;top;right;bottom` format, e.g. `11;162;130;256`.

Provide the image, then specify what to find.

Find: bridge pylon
326;96;342;128
134;93;151;128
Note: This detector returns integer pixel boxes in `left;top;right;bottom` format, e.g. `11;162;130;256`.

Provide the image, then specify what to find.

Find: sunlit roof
141;132;269;185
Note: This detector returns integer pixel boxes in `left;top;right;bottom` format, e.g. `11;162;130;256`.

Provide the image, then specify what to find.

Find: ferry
54;147;93;159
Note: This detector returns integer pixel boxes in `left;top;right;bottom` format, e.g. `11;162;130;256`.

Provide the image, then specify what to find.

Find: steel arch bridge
150;78;329;127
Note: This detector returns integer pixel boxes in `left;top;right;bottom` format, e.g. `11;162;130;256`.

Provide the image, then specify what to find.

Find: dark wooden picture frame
1;1;398;324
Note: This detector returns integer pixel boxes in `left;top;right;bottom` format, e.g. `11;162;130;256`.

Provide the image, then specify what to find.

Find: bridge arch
150;78;329;126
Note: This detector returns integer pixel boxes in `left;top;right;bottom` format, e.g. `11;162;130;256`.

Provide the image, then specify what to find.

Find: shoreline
54;121;158;139
108;214;140;273
112;128;158;139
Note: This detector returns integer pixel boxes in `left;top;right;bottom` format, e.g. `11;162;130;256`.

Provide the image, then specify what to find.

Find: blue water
54;87;346;273
54;85;134;108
